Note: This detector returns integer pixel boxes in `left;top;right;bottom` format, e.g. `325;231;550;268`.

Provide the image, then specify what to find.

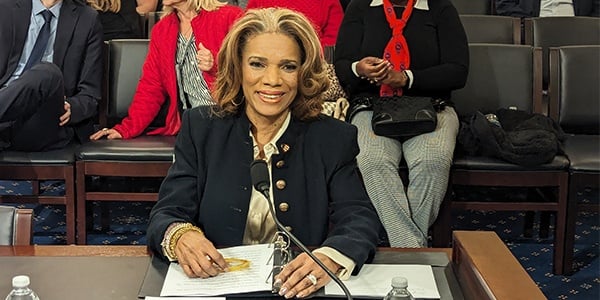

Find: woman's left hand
196;43;214;71
274;252;340;298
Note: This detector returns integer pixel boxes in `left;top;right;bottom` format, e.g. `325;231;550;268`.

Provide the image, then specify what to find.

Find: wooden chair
451;0;494;15
430;44;570;275
0;147;76;244
459;15;521;44
75;39;174;244
549;45;600;274
0;206;33;245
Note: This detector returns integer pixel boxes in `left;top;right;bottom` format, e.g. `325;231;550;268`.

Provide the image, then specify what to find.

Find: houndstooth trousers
351;107;459;247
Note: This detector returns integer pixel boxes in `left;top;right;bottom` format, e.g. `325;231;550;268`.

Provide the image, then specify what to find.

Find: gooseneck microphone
250;160;352;300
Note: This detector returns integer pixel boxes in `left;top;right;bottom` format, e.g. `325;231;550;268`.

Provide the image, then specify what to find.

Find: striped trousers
351;107;459;247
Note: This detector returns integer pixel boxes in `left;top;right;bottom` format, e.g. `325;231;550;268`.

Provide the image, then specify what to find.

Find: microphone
250;160;352;300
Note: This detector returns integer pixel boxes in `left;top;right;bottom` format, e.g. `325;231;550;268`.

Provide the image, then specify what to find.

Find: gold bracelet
168;223;203;260
225;258;250;272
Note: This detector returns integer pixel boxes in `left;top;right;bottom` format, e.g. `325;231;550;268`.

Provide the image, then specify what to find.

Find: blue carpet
0;180;598;299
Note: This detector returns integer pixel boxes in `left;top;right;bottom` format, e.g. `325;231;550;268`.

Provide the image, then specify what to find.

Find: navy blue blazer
148;107;381;271
496;0;600;17
0;0;103;140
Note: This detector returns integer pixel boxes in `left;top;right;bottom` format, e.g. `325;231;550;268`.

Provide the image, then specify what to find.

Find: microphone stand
251;160;352;300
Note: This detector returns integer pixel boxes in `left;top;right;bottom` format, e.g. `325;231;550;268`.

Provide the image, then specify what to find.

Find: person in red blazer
245;0;344;47
90;0;242;140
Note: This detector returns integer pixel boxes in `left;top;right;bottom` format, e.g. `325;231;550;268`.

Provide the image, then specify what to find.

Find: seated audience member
87;0;152;40
147;8;380;298
0;0;103;151
496;0;600;17
335;0;469;247
246;0;344;47
90;0;242;140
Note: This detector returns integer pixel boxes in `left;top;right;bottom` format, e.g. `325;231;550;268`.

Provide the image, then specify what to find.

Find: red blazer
113;5;242;139
246;0;344;47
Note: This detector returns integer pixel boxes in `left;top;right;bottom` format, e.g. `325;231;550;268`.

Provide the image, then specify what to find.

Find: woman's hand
380;69;409;89
175;230;228;278
196;43;214;72
274;252;341;298
89;128;123;140
356;56;391;85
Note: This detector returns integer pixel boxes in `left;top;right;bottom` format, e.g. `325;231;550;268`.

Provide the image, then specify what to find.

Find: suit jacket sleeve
318;121;380;272
410;3;469;92
147;109;205;258
67;13;103;124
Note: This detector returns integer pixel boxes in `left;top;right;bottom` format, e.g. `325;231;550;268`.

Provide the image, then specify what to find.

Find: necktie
23;10;53;71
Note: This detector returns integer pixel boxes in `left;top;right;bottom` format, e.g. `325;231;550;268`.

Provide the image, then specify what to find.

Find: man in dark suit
496;0;600;17
0;0;103;151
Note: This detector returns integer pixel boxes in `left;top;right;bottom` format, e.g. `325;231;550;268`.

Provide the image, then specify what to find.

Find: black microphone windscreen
250;160;270;193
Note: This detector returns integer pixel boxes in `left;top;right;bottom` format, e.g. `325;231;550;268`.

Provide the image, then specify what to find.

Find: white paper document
325;264;441;299
160;244;273;297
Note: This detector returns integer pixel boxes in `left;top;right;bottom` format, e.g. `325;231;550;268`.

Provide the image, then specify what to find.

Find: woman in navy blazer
147;8;380;298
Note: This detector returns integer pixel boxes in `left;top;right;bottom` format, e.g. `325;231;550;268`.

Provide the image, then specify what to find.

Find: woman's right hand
175;230;228;278
89;128;123;140
356;56;391;84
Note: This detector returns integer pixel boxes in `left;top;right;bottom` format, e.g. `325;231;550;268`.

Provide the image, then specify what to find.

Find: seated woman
90;0;242;140
146;8;381;298
335;0;469;247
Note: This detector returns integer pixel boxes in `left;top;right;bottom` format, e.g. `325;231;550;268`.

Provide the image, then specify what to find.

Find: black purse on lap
371;95;438;138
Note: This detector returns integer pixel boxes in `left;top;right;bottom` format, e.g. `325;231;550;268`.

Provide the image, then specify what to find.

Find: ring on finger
306;274;317;286
102;128;108;132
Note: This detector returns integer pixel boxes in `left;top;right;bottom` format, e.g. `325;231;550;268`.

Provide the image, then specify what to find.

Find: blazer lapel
54;0;78;68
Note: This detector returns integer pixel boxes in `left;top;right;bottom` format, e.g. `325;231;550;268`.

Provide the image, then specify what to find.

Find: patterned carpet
0;180;598;299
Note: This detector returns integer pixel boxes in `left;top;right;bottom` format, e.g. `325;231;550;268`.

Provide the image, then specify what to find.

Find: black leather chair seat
76;136;175;161
452;154;570;171
563;134;600;172
0;143;76;164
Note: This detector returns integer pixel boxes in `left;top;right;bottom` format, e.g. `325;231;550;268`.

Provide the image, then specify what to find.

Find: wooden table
0;231;544;300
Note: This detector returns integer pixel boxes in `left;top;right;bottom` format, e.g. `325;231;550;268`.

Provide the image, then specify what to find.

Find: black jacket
147;107;381;271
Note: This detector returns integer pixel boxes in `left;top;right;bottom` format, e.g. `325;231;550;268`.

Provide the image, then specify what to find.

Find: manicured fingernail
278;287;287;296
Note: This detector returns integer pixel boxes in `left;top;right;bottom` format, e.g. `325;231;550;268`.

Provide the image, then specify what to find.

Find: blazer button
280;143;291;153
276;160;285;168
284;226;293;232
275;179;286;190
278;202;289;212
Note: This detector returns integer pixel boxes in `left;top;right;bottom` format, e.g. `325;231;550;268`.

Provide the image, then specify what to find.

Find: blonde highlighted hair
87;0;120;13
213;8;329;120
162;0;226;14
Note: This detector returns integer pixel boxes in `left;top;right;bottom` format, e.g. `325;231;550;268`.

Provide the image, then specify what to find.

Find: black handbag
371;95;438;138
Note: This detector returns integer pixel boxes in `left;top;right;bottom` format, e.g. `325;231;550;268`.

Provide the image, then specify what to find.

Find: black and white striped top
175;34;215;109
